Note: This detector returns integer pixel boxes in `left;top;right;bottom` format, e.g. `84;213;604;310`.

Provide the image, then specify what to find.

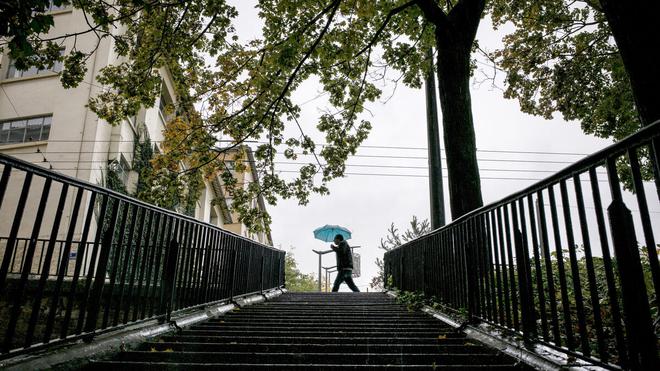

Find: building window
46;0;71;12
117;155;131;184
34;1;71;13
6;49;65;79
159;94;171;120
0;116;52;145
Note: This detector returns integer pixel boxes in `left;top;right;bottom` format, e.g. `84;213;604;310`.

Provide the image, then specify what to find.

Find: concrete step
91;361;525;370
112;350;516;365
157;335;474;345
89;292;528;369
140;341;492;354
194;323;451;331
178;329;465;338
207;317;446;325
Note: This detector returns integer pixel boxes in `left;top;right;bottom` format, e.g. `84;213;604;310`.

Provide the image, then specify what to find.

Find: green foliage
284;250;318;292
104;161;128;195
487;0;656;189
396;290;427;312
371;216;430;290
104;133;203;217
529;245;659;363
5;0;487;231
394;290;466;320
2;0;237;124
488;0;639;142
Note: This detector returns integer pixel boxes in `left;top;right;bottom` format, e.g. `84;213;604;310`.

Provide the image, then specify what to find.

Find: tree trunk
416;0;485;219
599;0;660;126
435;31;483;219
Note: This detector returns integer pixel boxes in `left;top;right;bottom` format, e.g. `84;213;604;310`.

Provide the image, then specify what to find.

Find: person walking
330;234;360;292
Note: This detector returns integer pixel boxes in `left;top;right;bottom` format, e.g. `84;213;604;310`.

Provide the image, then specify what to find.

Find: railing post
383;253;390;289
84;223;116;335
161;238;179;322
651;137;660;201
465;221;480;323
200;238;212;301
606;158;658;370
229;242;238;300
280;251;285;288
260;250;265;295
395;250;406;290
514;229;536;342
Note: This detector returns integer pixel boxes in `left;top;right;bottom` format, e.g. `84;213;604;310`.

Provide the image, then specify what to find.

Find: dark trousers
332;269;360;292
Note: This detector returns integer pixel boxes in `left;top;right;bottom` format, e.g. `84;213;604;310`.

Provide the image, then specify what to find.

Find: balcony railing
0;153;285;357
385;121;660;370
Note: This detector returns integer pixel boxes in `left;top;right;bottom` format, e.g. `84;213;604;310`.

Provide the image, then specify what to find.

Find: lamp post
425;47;445;229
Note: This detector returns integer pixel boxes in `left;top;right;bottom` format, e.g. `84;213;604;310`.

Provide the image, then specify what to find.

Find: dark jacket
331;240;353;270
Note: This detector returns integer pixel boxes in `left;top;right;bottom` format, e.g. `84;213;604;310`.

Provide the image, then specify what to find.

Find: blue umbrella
313;225;352;242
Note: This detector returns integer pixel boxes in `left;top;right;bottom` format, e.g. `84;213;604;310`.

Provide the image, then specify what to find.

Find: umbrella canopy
313;225;352;242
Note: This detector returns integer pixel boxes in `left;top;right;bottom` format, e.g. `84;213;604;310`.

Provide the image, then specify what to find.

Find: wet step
208;318;445;325
90;292;528;369
111;350;515;365
179;329;465;338
140;341;493;354
194;323;451;330
91;361;525;370
158;335;475;345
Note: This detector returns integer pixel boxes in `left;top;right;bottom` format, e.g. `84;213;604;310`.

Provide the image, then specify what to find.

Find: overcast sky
227;1;659;291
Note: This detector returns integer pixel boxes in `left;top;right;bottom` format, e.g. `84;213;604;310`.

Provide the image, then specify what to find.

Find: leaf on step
150;347;157;352
163;348;174;352
437;335;447;340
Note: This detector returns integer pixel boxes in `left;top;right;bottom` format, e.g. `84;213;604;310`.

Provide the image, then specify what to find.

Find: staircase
90;292;528;369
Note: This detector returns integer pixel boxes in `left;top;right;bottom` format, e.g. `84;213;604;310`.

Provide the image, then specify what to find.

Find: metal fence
385;121;660;370
0;153;285;357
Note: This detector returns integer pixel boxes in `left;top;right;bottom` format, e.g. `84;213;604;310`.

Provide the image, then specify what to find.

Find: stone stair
89;292;529;369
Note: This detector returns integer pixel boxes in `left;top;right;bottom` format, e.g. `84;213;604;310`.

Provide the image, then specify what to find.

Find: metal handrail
0;153;279;249
385;120;660;370
0;153;285;358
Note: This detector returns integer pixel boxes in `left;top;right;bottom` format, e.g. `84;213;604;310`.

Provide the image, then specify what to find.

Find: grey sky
227;1;659;291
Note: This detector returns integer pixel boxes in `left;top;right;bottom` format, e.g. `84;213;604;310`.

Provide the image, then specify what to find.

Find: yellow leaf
438;334;447;340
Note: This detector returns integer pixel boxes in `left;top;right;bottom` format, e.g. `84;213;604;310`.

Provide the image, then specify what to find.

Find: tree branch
414;0;450;29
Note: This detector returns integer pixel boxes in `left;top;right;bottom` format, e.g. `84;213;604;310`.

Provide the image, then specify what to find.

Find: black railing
385;121;660;370
0;153;285;357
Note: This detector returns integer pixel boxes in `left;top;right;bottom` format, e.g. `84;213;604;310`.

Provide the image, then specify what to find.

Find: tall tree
488;0;657;190
3;0;490;230
598;0;660;127
490;0;660;140
211;0;487;220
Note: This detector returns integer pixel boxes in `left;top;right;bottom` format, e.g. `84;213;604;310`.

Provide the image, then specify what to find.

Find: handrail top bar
312;249;334;254
0;152;279;251
387;118;660;253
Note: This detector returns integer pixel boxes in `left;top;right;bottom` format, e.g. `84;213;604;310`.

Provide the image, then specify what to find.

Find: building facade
0;3;272;275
